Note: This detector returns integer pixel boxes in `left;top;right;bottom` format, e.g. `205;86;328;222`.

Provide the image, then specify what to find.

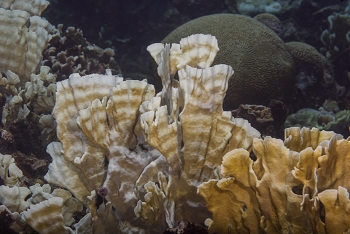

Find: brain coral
163;14;329;110
163;14;296;110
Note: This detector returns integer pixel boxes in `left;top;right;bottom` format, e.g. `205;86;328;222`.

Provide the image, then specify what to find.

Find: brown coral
162;14;296;109
162;13;335;110
42;25;119;81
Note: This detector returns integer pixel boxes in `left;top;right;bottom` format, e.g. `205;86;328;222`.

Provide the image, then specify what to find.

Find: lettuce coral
198;127;350;233
36;34;260;233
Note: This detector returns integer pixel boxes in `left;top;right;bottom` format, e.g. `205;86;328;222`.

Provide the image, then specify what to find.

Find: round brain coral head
162;14;296;110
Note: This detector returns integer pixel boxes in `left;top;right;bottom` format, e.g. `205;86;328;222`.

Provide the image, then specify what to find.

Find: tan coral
135;178;170;225
198;137;306;233
252;137;305;233
52;188;83;226
22;197;73;234
42;32;305;232
198;126;350;233
77;79;153;152
27;183;52;205
86;191;120;234
284;126;336;152
198;149;262;234
38;114;57;146
318;186;350;233
317;135;350;191
48;69;164;229
147;34;219;121
138;34;262;228
178;64;234;181
140;105;182;173
1;90;30;125
54;70;123;162
147;34;219;78
225;117;260;153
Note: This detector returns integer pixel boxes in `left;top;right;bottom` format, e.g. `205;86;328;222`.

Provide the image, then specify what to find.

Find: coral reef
2;29;348;233
0;0;350;233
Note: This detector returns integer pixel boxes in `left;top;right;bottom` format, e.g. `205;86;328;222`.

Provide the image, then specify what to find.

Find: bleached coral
1;66;56;125
0;153;23;186
0;0;49;16
0;6;52;82
25;65;56;113
0;186;30;213
0;70;20;95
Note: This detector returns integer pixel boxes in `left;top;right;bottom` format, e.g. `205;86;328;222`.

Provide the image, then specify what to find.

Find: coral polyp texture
162;13;334;110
